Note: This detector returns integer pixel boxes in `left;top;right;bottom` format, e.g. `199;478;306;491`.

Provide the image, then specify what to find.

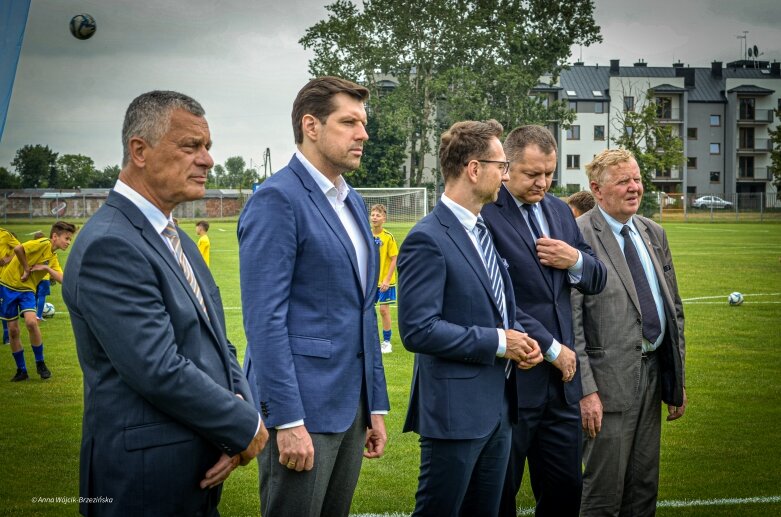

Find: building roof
559;65;610;100
726;84;775;95
651;83;686;93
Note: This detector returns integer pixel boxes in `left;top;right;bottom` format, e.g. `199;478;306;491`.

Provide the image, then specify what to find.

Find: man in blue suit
482;125;607;516
238;76;390;517
63;91;267;516
398;119;543;517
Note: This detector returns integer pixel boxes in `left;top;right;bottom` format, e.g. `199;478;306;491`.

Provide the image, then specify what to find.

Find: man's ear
128;136;148;168
465;160;480;184
301;114;319;142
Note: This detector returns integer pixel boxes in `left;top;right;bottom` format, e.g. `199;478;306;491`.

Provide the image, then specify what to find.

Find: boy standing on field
370;204;398;354
196;220;211;267
1;221;76;381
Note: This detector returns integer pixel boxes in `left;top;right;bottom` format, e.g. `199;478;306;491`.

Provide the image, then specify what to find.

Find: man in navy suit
63;91;267;516
238;77;390;517
398;119;543;517
482;125;606;516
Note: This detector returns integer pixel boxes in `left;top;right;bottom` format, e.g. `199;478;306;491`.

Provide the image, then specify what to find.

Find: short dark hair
122;90;205;166
51;221;77;238
291;77;369;144
196;220;210;232
439;120;504;184
567;190;596;214
504;125;557;163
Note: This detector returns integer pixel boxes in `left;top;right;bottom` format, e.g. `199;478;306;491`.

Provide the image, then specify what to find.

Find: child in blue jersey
370;204;398;354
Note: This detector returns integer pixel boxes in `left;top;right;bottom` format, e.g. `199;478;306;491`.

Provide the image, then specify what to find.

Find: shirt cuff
496;328;507;357
255;414;263;436
276;419;304;430
371;410;389;415
545;339;562;362
568;250;583;283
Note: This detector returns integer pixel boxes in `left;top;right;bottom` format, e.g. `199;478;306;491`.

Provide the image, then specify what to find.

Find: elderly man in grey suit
572;148;686;517
63;91;268;517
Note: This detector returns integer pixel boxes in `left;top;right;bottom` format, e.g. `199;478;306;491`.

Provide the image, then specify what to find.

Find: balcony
737;138;772;154
737;166;772;181
651;168;681;181
737;109;774;125
656;108;683;123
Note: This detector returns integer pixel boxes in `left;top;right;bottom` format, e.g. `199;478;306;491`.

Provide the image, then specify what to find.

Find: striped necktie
162;222;208;316
620;225;661;343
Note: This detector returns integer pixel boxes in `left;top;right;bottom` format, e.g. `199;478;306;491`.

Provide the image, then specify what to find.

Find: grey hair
121;90;205;166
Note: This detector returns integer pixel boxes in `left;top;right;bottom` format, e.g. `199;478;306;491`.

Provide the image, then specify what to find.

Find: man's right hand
505;329;543;369
278;425;315;472
580;392;603;439
239;420;269;466
551;345;577;382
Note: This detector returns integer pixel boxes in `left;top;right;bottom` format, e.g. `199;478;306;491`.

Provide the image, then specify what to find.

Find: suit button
357;351;364;358
635;345;642;351
636;318;642;325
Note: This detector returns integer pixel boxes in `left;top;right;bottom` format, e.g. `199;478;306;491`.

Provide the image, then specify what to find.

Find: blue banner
0;0;31;141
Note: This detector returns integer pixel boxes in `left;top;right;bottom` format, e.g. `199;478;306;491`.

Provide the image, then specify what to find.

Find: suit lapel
634;217;676;314
345;188;376;302
590;208;642;314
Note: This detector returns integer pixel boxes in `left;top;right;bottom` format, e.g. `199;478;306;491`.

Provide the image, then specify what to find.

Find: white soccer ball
727;292;744;306
42;302;56;318
69;13;97;40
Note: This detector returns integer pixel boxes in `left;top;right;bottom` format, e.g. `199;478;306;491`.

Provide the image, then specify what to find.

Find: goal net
355;188;428;223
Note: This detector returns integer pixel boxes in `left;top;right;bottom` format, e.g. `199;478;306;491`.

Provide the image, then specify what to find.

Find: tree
300;0;601;186
611;85;684;215
89;164;120;188
348;111;407;187
0;167;21;189
57;154;96;189
224;156;247;188
209;164;227;188
11;144;58;188
770;108;781;197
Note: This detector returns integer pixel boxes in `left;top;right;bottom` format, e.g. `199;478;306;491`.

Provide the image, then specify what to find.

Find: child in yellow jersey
370;204;398;354
31;232;52;321
2;221;76;381
196;220;210;267
0;228;21;344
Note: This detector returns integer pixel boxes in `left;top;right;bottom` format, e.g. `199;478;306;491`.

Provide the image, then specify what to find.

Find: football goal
355;187;428;223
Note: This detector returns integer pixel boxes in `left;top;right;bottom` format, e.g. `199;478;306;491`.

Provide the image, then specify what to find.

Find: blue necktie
522;203;544;240
620;225;661;343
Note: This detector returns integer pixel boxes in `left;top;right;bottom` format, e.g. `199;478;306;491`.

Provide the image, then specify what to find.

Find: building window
566;125;580;140
594;102;604;114
710;171;720;183
625;126;634;137
709;143;721;154
687;157;697;168
687;127;698;139
566;155;580;168
624;96;635;111
594;125;605;140
656;97;672;119
569;101;578;112
739;98;756;120
710;114;721;126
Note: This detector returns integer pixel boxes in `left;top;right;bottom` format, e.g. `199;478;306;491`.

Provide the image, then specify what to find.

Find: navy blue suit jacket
482;187;606;407
398;201;519;440
238;155;390;433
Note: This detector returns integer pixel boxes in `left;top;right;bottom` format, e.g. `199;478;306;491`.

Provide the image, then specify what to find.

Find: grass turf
0;219;778;516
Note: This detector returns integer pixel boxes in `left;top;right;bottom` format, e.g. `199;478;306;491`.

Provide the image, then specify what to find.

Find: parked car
691;195;733;209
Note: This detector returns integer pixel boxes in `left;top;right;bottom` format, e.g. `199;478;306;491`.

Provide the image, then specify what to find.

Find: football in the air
42;302;56;319
69;13;96;40
727;292;744;306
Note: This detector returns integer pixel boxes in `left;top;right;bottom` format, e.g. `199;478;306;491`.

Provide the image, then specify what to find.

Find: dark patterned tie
162;222;208;316
620;225;661;343
522;203;544;240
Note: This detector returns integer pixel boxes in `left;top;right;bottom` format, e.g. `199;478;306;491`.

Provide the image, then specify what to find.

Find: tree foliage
11;144;58;188
348;111;408;187
770;107;781;197
300;0;601;186
56;154;96;189
0;167;21;189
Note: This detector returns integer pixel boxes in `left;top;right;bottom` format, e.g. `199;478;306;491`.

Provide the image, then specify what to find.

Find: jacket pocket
585;347;605;358
289;335;332;358
124;421;195;451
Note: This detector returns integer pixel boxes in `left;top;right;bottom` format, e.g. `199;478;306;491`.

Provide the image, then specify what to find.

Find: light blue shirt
598;206;667;352
440;194;508;357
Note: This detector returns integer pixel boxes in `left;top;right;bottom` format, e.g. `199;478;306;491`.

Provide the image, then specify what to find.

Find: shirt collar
295;150;350;203
441;193;478;232
113;179;173;234
598;205;638;236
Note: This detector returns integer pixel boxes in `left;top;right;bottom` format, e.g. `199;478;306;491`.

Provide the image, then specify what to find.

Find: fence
654;192;781;222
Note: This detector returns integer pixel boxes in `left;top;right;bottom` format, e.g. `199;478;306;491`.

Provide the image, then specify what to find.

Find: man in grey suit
63;91;267;516
572;148;686;516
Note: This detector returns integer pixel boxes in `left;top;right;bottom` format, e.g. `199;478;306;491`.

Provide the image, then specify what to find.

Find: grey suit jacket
572;207;685;411
63;191;259;516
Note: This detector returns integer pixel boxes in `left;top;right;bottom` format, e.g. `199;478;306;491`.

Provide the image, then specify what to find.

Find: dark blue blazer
398;201;519;440
482;187;606;407
63;191;259;516
238;155;390;433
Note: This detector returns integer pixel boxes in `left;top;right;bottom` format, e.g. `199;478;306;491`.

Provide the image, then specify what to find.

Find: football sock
32;344;44;363
12;350;26;372
383;330;392;342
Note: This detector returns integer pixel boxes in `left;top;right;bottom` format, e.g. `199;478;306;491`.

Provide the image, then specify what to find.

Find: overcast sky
1;0;780;174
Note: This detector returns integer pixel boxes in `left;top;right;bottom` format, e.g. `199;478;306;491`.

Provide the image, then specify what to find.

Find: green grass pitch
0;219;779;516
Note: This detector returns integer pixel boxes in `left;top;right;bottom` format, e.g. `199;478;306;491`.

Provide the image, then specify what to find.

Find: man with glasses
397;119;542;516
482;125;606;516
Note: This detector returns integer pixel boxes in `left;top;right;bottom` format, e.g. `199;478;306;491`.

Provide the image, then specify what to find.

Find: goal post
354;187;428;223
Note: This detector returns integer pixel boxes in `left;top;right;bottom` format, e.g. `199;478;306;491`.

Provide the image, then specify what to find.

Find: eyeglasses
465;159;511;174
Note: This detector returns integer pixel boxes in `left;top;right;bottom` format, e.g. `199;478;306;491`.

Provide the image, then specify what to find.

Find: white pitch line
682;292;781;301
351;495;781;517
